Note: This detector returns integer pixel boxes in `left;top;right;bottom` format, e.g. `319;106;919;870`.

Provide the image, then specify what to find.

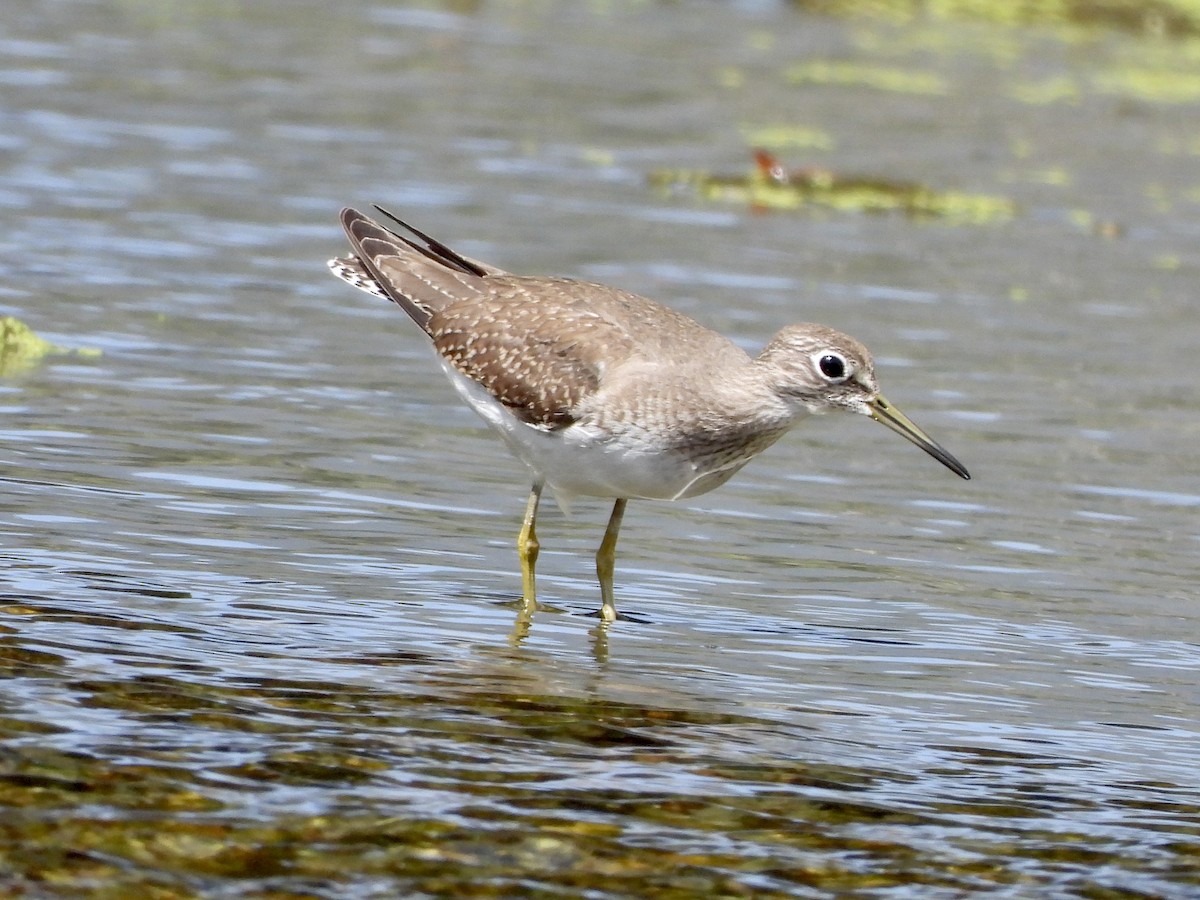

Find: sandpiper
329;207;969;621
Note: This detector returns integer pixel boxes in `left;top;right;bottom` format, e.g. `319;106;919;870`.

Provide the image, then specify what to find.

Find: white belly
439;361;750;502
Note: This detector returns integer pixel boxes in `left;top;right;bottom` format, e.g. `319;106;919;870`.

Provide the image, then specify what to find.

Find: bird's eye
818;353;847;381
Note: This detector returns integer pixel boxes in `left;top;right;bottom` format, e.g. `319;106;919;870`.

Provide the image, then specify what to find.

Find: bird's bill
869;395;970;480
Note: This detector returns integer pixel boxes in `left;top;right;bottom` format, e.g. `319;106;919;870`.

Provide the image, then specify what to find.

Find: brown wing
430;278;642;429
333;207;505;332
331;208;741;431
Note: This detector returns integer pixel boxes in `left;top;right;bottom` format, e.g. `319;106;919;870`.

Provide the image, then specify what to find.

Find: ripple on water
3;582;1198;898
4;0;1200;895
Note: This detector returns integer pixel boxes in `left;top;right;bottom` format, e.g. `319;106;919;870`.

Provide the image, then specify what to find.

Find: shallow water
2;1;1199;896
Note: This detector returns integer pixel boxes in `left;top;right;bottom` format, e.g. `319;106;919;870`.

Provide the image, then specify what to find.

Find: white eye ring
814;352;850;383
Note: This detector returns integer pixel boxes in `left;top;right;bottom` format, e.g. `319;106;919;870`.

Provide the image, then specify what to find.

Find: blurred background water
2;0;1199;896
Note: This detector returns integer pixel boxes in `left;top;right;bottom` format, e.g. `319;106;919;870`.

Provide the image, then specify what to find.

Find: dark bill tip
869;396;971;480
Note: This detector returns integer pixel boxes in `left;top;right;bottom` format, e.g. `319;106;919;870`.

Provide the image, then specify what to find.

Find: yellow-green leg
518;481;543;608
596;498;627;622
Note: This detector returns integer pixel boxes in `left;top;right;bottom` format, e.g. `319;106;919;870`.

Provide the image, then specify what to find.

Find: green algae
1095;65;1200;101
789;0;1200;38
785;60;949;94
649;152;1014;224
0;317;99;376
1;317;60;375
739;124;835;151
1012;67;1200;105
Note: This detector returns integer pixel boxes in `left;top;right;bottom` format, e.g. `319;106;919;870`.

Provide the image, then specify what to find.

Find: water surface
2;1;1199;896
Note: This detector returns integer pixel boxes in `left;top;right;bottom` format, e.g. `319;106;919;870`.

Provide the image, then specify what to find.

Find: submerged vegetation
789;0;1200;37
650;150;1015;224
0;317;98;376
652;0;1200;230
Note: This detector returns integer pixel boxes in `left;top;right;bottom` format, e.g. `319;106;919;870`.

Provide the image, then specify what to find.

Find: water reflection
4;595;1197;896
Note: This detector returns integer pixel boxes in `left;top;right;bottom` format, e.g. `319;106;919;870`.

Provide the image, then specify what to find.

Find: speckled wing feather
327;255;389;301
331;208;651;429
429;278;649;429
331;208;753;431
330;207;506;332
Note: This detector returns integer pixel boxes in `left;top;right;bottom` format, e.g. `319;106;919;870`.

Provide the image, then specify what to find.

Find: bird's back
329;209;748;430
